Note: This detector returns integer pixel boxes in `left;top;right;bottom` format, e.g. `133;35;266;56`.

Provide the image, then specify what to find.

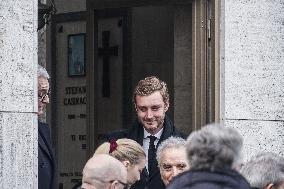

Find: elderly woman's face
159;147;190;185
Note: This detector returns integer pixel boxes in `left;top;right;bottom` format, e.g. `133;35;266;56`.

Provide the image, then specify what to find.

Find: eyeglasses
38;89;51;102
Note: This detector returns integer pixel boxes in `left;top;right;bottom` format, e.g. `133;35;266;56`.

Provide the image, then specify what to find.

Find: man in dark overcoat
38;65;55;189
108;76;185;189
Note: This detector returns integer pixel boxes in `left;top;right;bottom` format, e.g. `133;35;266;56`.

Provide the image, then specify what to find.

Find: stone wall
0;0;38;188
223;0;284;161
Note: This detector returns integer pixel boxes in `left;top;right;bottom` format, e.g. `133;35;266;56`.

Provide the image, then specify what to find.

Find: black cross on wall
98;30;118;97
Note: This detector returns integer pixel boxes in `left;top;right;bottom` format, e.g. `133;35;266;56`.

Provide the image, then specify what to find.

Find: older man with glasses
82;154;128;189
38;65;55;189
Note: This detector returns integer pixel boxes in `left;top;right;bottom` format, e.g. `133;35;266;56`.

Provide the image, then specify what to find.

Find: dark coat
107;115;185;189
166;167;251;189
38;122;55;189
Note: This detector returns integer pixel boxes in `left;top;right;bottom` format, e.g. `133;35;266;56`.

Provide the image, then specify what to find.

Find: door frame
86;0;221;155
191;0;221;130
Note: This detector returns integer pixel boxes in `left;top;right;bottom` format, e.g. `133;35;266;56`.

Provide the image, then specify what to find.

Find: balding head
82;154;127;189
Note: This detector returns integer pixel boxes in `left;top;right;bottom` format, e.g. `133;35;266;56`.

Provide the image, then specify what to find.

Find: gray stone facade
0;0;38;188
223;0;284;161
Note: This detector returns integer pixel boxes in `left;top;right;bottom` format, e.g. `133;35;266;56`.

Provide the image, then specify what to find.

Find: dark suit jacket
107;115;185;189
38;122;55;189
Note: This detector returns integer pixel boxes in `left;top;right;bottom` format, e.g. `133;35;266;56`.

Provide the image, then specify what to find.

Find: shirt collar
143;128;163;140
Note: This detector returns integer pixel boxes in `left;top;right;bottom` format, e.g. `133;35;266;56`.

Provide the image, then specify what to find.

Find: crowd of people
37;65;284;189
80;124;284;189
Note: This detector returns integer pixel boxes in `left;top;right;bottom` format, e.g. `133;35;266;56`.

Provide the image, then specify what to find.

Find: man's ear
122;160;130;168
265;183;274;189
109;180;118;189
164;100;169;111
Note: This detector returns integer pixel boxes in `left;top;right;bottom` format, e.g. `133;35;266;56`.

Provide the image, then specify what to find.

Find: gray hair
186;123;243;170
156;136;186;166
38;64;50;79
240;152;284;188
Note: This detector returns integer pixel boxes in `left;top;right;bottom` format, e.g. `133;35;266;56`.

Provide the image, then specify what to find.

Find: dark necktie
147;135;157;177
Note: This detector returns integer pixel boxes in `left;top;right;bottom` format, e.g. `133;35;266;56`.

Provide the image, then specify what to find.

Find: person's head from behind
186;123;243;170
82;154;128;189
37;65;50;116
95;138;146;186
240;152;284;189
156;136;190;185
133;76;169;135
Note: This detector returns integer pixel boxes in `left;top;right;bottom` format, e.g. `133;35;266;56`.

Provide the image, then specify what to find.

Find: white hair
156;136;186;166
240;152;284;188
186;123;243;170
38;64;50;79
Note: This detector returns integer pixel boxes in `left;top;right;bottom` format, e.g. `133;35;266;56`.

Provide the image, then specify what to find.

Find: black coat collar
127;114;178;145
127;115;183;180
38;122;55;167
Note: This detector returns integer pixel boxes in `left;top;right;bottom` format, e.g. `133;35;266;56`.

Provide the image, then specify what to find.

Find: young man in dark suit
38;65;55;189
109;76;184;189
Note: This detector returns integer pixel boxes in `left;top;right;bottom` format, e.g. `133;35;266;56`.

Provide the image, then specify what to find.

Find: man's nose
43;95;50;104
172;167;180;177
146;110;154;118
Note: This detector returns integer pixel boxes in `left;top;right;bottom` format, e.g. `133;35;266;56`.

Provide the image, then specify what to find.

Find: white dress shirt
143;128;163;171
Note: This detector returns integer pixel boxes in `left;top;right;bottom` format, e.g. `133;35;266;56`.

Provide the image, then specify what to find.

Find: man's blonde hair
95;138;146;165
132;76;169;105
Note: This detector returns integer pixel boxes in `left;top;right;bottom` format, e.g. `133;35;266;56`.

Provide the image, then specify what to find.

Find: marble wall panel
0;113;37;188
224;0;284;120
0;0;38;113
226;119;284;162
0;0;38;188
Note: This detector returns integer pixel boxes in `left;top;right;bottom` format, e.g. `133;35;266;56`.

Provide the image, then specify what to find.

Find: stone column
223;0;284;161
0;0;38;188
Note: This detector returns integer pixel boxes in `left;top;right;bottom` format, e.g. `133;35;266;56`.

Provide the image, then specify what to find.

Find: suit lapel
158;115;173;144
